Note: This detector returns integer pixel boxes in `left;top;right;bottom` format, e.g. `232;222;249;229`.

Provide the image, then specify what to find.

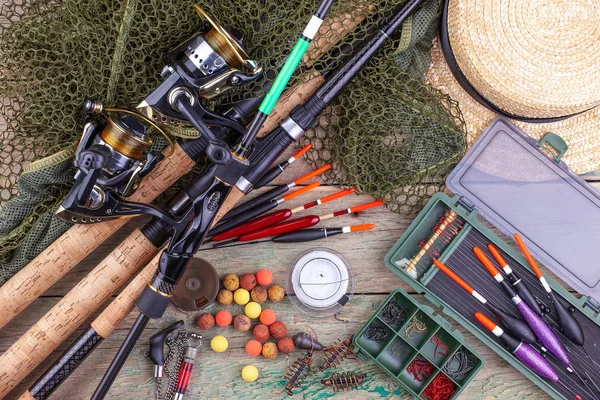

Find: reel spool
172;258;220;311
286;248;356;318
138;5;263;126
99;115;152;162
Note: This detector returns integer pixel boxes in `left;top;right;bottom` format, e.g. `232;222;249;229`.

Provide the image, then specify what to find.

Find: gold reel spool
194;4;259;73
100;116;152;160
102;107;175;157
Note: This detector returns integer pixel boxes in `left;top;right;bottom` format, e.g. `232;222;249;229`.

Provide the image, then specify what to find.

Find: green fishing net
304;47;466;215
304;0;467;215
0;0;465;283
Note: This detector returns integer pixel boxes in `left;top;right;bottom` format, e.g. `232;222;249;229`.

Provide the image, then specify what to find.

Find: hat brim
426;37;600;175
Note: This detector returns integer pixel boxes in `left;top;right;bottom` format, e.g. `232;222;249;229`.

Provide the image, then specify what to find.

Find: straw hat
427;0;600;174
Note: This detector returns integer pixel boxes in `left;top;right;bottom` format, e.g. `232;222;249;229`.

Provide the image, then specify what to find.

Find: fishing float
209;188;355;242
213;200;385;247
253;144;312;189
432;258;537;345
475;311;582;400
207;223;376;249
220;164;331;222
474;246;600;399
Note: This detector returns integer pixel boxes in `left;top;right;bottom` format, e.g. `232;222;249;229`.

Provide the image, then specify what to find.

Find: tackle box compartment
353;288;484;399
384;118;600;399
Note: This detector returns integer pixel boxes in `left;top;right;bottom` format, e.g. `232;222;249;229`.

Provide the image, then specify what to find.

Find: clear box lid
446;117;600;301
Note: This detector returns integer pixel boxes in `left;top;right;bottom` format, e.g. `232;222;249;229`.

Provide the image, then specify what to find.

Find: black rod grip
184;164;219;199
209;200;278;237
29;328;103;400
222;185;288;221
91;313;150;400
272;227;344;243
244;128;295;185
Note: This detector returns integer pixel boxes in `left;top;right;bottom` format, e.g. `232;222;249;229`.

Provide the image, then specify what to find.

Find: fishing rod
90;1;338;398
0;1;382;343
475;312;582;400
93;0;422;396
207;223;376;250
0;94;271;400
11;182;318;400
209;188;355;242
218;164;332;223
20;260;160;400
0;1;378;334
93;1;424;397
215;0;424;226
0;7;393;398
213;200;385;247
0;5;263;333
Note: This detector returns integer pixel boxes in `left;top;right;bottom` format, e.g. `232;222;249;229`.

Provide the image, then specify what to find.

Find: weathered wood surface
2;148;599;400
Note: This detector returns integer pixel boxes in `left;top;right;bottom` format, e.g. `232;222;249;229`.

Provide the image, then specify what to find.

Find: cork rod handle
0;143;195;330
0;6;369;331
18;258;160;400
91;255;161;338
0;231;160;398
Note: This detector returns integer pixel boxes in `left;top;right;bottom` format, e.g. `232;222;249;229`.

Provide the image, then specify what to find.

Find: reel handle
73;145;111;205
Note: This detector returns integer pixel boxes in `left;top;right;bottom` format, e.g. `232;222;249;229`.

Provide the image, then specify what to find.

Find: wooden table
2;150;599;400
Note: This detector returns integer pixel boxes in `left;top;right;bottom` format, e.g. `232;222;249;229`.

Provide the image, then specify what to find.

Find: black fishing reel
57;6;263;225
57;100;175;224
137;5;262;126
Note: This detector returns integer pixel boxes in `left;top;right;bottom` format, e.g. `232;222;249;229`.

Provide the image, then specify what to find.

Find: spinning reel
137;5;262;127
57;6;263;225
57;101;175;224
